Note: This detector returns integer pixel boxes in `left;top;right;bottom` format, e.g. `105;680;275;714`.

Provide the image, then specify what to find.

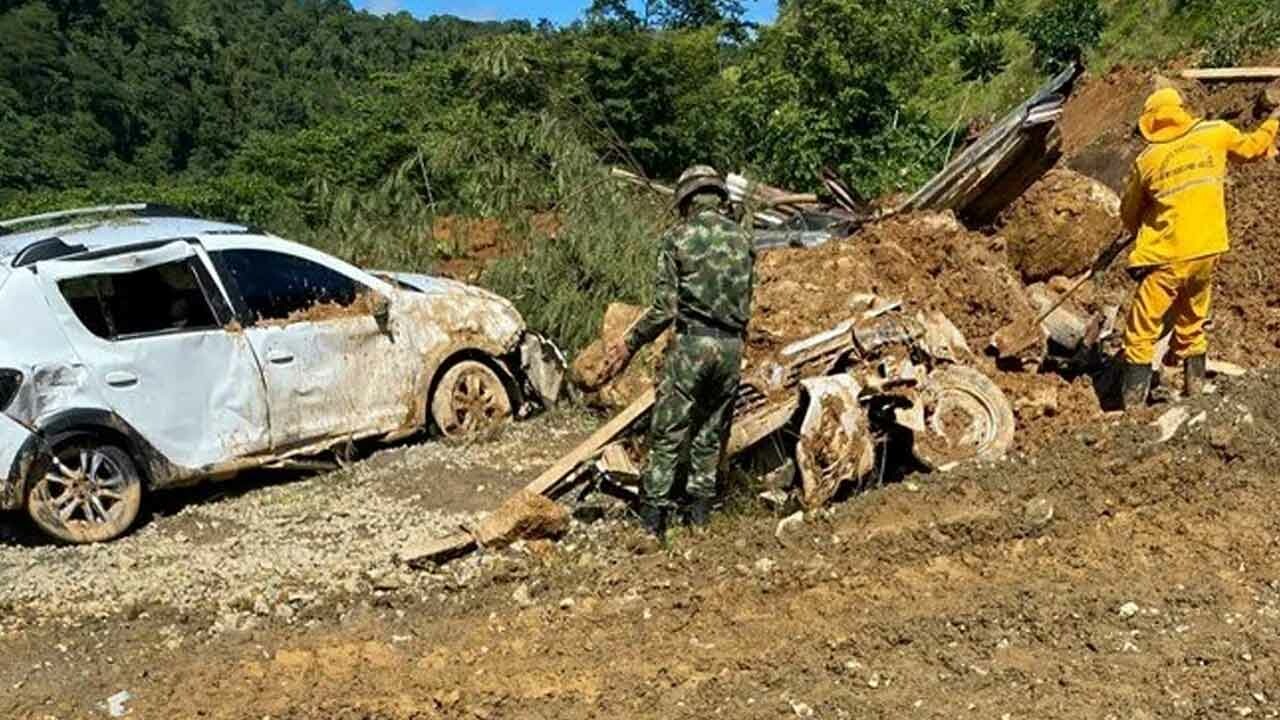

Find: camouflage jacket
625;210;756;353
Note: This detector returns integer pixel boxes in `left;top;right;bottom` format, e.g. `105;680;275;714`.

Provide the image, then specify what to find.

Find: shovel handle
1033;232;1133;324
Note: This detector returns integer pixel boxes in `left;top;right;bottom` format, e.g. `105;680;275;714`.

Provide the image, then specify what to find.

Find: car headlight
0;369;22;412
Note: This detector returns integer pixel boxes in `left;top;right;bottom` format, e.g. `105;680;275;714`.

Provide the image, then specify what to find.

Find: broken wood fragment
400;532;478;568
525;388;656;497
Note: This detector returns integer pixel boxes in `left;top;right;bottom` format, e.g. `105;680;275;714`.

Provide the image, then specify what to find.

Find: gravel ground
0;410;595;633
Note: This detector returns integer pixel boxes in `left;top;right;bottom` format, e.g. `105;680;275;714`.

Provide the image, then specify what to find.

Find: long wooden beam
1180;67;1280;81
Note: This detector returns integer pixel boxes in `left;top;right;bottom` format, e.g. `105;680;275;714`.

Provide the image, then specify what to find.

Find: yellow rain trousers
1120;88;1278;365
1123;257;1216;366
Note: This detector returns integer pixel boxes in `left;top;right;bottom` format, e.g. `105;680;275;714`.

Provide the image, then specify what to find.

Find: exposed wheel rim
29;446;141;543
438;364;512;437
913;366;1015;469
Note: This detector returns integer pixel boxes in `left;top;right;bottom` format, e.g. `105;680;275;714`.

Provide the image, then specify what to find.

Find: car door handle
267;350;295;366
105;371;139;389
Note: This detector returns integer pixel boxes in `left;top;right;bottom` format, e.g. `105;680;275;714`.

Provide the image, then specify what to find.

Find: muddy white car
0;205;563;543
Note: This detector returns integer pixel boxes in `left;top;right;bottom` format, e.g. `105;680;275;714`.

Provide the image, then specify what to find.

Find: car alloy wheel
27;440;143;544
431;360;514;438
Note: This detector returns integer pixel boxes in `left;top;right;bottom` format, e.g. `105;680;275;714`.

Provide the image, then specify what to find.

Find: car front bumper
0;413;37;511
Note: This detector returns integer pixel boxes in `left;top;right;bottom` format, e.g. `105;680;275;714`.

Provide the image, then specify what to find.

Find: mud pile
998;168;1123;283
748;212;1037;364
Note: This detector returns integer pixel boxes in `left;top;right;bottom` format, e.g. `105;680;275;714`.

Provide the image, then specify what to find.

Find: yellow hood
1139;88;1198;143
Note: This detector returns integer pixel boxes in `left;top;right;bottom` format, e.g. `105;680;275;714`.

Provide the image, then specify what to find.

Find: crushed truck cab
0;205;564;543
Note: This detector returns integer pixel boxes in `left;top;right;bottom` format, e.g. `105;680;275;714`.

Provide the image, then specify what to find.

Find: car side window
211;248;367;325
58;258;220;340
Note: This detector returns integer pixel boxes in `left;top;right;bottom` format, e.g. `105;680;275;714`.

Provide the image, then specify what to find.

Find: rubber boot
682;497;715;529
1183;355;1206;397
634;501;667;539
1121;362;1153;410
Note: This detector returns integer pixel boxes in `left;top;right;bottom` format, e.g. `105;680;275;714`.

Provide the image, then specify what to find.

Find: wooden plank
1180;67;1280;81
523;388;656;496
400;532;478;568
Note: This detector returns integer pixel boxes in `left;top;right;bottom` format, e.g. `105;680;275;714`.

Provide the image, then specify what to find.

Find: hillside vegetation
1;0;1275;350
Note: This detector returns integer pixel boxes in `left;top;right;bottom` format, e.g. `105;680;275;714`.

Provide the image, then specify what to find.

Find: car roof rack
0;203;203;235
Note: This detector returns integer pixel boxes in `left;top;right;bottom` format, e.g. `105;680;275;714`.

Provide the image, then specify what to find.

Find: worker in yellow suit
1118;87;1279;409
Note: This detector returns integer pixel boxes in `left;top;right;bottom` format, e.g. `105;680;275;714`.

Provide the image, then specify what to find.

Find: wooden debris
400;532;478;568
526;388;655;496
1179;67;1280;81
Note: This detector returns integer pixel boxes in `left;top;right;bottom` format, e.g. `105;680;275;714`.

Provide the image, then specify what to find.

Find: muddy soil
434;214;559;282
4;372;1278;719
749;212;1037;365
998;168;1123;283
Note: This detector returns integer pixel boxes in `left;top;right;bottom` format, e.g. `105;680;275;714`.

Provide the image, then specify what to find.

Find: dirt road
3;371;1278;719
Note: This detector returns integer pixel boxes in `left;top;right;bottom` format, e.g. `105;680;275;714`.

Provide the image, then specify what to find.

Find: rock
758;490;792;513
512;583;534;607
774;511;805;545
1118;601;1140;619
572;303;670;408
1210;425;1236;455
473;490;570;549
106;690;132;718
999;168;1123;283
1022;497;1055;531
1152;406;1191;443
372;571;404;592
559;597;576;611
1016;387;1060;420
790;701;815;717
754;558;777;575
252;596;271;617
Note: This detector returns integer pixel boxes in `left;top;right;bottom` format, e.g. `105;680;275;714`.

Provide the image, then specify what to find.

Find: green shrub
1022;0;1105;71
959;34;1010;82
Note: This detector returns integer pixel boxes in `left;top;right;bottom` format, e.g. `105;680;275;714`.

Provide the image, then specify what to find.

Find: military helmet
674;165;728;211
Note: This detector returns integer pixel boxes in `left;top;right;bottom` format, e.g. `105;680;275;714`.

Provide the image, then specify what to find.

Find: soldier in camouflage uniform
603;165;755;538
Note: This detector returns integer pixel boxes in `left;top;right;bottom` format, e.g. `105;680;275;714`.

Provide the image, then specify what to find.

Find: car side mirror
372;294;392;334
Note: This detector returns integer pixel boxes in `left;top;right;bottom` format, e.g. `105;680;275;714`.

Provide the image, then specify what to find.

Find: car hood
378;271;526;345
379;272;518;312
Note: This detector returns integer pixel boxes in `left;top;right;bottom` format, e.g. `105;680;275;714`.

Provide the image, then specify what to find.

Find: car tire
26;436;144;544
912;365;1015;470
430;360;514;438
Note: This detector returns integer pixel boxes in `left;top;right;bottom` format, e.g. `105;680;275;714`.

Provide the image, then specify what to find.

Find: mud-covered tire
431;360;514;438
913;365;1015;470
26;437;143;544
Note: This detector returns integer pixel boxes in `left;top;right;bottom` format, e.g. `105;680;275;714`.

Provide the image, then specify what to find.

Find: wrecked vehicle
0;205;564;543
581;299;1016;514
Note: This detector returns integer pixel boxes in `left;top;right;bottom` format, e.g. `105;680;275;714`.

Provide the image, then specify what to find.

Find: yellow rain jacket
1121;88;1278;268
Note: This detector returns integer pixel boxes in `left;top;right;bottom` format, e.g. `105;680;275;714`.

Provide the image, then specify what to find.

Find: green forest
2;0;1277;349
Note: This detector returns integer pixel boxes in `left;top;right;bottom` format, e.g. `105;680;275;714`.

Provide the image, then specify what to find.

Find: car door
205;241;419;450
37;240;272;470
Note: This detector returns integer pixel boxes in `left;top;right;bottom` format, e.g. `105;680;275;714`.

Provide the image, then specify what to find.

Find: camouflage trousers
642;331;743;508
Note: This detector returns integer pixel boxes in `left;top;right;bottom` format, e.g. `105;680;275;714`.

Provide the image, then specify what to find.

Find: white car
0;205;563;543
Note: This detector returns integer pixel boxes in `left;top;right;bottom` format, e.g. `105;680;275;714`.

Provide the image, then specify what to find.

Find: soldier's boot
1183;355;1207;397
1121;362;1153;410
633;501;668;539
682;497;715;529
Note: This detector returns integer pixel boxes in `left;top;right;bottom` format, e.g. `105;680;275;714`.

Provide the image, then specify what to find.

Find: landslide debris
997;168;1123;283
748;212;1037;365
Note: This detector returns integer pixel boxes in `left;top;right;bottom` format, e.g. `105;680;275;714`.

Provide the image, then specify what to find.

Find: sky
354;0;778;26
